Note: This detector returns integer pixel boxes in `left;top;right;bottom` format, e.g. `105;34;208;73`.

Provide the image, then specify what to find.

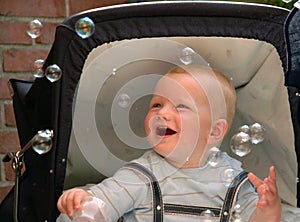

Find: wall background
0;0;128;205
0;0;296;206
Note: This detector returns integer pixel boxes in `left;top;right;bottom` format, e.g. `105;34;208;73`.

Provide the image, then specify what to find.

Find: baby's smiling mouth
156;126;177;137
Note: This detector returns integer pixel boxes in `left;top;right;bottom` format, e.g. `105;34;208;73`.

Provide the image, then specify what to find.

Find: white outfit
84;150;258;222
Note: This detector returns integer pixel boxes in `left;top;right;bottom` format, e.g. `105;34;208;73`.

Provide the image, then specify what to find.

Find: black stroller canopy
1;1;300;221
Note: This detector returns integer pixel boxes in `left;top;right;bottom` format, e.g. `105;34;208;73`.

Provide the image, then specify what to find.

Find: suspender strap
164;203;221;217
123;162;163;222
220;171;249;222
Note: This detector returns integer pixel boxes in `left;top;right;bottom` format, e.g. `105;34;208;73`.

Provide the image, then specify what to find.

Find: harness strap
164;203;221;217
220;171;249;222
123;162;163;222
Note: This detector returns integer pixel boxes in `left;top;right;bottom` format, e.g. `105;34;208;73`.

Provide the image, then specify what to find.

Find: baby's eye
151;103;162;108
176;104;188;109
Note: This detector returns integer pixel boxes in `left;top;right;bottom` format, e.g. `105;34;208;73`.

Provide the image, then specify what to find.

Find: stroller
1;1;300;221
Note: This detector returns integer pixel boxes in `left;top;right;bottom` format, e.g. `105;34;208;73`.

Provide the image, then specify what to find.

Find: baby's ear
207;119;228;144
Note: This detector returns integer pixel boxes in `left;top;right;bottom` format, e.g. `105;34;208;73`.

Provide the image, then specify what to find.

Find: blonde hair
167;65;236;129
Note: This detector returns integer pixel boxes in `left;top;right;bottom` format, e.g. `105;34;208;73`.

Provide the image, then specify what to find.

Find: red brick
0;131;20;154
0;108;2;128
4;104;16;127
0;21;31;44
69;0;128;15
0;0;65;17
3;49;49;72
4;161;16;181
0;186;13;204
0;78;12;99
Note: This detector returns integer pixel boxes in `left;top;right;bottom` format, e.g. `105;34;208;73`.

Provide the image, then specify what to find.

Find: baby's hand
57;188;93;218
248;166;281;221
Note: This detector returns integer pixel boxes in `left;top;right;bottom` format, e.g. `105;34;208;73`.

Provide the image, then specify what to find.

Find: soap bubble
200;209;215;221
112;68;117;76
282;0;292;3
117;93;130;108
238;124;250;134
26;19;43;39
33;59;45;78
75;17;95;39
231;204;242;222
32;129;53;154
207;147;222;167
249;123;265;144
230;132;252;157
220;168;236;187
180;47;195;65
45;64;62;82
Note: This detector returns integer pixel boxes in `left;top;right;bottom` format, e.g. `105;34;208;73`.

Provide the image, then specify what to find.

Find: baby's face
144;73;213;167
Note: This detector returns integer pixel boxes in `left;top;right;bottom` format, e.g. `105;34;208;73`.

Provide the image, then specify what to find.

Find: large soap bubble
180;47;195;65
45;64;62;82
230;132;252;157
75;17;95;39
27;19;43;39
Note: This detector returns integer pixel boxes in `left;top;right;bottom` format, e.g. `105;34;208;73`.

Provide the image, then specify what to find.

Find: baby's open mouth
156;126;177;136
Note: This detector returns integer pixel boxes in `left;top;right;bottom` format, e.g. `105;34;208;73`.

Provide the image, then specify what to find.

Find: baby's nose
157;106;174;120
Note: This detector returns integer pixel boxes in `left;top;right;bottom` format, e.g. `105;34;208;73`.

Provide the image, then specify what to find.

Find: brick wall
0;0;128;205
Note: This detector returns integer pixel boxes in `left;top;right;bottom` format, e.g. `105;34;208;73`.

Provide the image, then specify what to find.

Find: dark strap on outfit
123;162;249;222
122;162;163;222
220;171;249;222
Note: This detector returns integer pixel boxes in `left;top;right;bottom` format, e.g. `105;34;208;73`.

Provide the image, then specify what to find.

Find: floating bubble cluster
33;59;45;78
230;122;265;157
45;64;62;82
117;93;131;108
75;17;95;39
27;19;43;39
180;47;195;65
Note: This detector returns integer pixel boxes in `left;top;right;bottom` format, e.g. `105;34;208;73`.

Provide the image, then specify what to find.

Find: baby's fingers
57;195;67;214
248;172;263;188
264;166;278;195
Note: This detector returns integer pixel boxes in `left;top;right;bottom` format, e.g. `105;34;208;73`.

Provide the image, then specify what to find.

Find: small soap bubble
33;59;45;78
207;147;222;167
231;217;242;222
117;93;130;108
220;168;236;187
230;132;252;157
180;47;195;65
45;64;62;82
75;17;95;39
32;129;53;155
26;19;43;39
238;124;250;134
231;204;242;221
200;209;215;221
250;123;265;144
112;68;117;75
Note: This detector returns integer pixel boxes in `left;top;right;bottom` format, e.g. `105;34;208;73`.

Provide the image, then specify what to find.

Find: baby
57;65;281;221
